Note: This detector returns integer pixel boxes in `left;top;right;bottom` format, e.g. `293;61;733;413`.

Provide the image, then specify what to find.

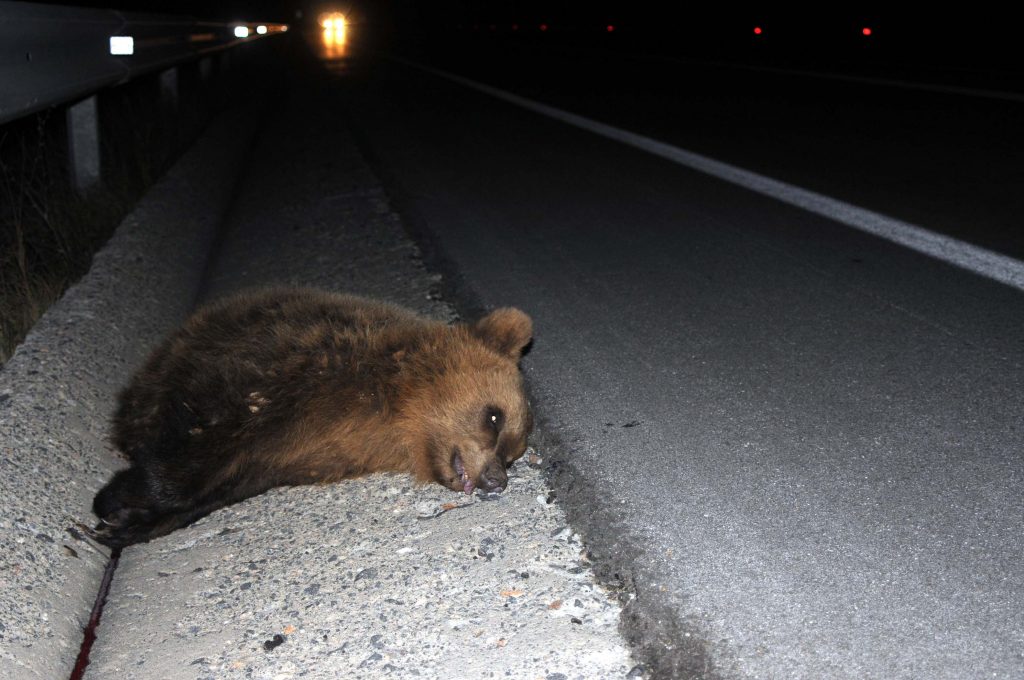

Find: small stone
264;634;286;651
415;502;443;519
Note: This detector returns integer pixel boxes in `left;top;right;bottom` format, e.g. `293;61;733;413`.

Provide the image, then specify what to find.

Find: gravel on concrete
0;110;259;679
82;64;639;679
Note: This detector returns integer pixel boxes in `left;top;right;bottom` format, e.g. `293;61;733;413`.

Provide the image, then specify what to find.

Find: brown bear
91;287;533;548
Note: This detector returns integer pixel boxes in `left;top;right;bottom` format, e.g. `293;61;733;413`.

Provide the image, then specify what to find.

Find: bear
90;287;533;548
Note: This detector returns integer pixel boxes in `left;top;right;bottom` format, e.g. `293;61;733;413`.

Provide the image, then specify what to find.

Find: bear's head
402;307;534;495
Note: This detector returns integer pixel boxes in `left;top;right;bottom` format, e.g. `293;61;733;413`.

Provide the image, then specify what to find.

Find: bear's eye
484;406;504;433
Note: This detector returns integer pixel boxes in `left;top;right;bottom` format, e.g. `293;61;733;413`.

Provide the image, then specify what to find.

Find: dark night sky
22;1;1007;34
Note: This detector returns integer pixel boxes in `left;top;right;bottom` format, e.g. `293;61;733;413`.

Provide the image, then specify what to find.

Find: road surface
336;41;1024;679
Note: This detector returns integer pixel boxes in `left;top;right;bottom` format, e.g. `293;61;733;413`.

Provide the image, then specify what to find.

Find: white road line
729;63;1024;104
392;57;1024;293
648;55;1024;104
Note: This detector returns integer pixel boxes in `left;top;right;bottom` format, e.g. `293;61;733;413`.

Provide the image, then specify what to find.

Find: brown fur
91;287;533;548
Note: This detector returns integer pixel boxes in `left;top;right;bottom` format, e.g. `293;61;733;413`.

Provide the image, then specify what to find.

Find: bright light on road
320;12;346;30
233;25;249;38
321;22;347;58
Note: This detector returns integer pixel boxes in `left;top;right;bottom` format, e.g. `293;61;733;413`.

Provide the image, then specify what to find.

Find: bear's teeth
454;452;473;493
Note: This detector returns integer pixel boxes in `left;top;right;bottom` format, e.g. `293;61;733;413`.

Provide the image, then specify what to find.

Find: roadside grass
1;42;287;365
0;112;136;364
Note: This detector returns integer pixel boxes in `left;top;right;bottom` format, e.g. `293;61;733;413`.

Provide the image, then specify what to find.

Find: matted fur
92;287;533;548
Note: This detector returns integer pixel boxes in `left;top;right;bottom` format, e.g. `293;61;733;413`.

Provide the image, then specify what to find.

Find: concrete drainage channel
68;551;119;679
0;106;257;680
0;81;642;678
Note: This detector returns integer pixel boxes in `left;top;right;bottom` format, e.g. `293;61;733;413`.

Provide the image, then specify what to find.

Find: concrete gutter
0;110;259;678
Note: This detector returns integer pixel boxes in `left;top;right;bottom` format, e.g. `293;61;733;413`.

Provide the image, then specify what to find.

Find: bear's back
113;288;439;461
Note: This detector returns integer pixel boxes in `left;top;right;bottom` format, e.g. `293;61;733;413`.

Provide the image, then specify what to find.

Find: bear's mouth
452;451;475;495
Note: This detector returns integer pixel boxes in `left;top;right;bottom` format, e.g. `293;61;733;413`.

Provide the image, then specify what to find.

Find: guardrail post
159;68;179;110
200;55;214;82
67;96;101;192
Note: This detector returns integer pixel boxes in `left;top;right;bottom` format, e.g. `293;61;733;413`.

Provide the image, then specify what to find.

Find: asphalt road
333;40;1024;679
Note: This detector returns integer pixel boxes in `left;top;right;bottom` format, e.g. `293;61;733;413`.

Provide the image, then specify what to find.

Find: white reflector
109;36;134;55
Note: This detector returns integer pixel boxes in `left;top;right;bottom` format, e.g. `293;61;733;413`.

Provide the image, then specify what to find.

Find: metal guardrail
0;0;287;125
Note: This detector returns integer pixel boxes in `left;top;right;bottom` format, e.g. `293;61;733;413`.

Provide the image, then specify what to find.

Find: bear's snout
479;459;508;493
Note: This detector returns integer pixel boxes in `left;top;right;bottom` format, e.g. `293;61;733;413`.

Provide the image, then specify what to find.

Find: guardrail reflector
109;36;134;55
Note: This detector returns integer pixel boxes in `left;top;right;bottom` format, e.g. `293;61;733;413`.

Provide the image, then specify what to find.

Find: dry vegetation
0;43;284;365
0;112;128;363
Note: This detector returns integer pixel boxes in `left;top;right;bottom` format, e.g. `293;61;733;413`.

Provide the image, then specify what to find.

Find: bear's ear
471;307;533;360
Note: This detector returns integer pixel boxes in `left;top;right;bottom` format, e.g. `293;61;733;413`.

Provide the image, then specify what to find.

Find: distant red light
862;27;872;36
511;23;518;31
606;24;615;32
753;26;762;35
539;23;548;32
